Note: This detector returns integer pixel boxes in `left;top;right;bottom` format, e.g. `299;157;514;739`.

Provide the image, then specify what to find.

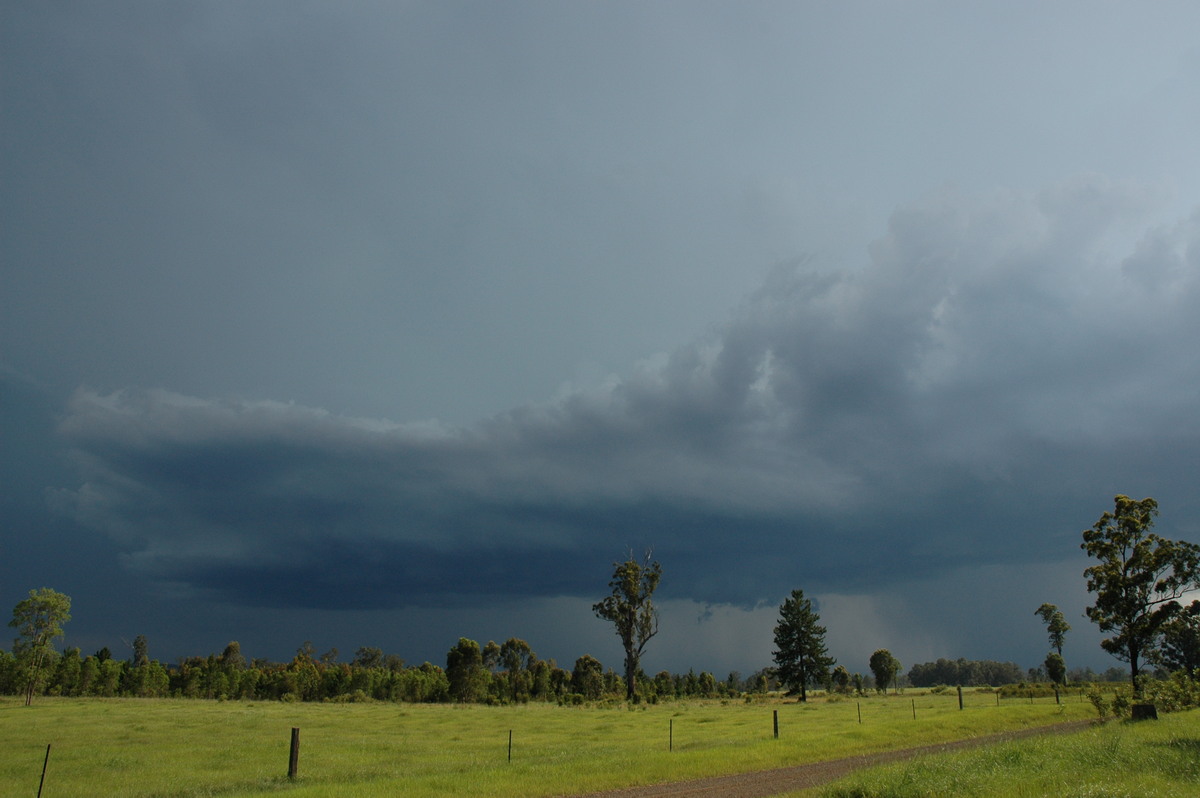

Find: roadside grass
2;692;1092;798
814;709;1200;798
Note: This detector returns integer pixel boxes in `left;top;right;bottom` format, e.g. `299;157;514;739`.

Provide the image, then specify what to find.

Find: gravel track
565;719;1096;798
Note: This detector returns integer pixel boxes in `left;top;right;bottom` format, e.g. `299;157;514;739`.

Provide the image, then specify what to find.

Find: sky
4;1;1200;680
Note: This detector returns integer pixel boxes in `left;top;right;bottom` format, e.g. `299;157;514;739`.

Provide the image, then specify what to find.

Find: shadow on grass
1158;737;1200;755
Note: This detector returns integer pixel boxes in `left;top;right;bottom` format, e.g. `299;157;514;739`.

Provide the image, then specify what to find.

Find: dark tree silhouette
593;550;662;701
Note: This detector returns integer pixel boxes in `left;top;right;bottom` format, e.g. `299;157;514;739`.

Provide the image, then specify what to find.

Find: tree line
0;620;1139;705
2;602;764;704
906;658;1025;688
9;495;1200;706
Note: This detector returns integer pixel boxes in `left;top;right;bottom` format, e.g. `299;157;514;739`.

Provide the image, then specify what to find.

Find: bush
1139;673;1200;713
328;689;372;703
1086;689;1110;720
996;682;1058;699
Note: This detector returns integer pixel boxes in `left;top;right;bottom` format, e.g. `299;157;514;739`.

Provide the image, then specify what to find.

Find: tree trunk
1129;643;1141;698
24;648;44;706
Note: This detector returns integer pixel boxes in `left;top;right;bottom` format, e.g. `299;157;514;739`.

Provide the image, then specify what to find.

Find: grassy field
2;692;1094;797
815;708;1200;798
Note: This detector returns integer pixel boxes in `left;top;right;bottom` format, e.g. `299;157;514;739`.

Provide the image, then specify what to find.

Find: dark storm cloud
53;181;1200;611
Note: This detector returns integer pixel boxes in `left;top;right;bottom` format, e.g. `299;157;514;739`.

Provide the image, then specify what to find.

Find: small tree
725;671;741;694
869;649;902;694
772;589;834;702
1155;604;1200;678
131;635;150;668
1044;652;1066;686
498;638;535;701
1082;495;1200;696
571;654;604;700
1035;603;1070;656
220;641;246;670
482;640;501;671
9;587;72;706
445;637;489;703
593;550;662;701
352;646;384;669
295;641;316;663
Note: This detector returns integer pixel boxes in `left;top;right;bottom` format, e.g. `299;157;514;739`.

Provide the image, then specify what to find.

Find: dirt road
567;719;1095;798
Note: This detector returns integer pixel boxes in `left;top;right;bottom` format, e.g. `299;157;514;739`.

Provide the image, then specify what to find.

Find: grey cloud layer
10;3;1200;430
55;181;1200;610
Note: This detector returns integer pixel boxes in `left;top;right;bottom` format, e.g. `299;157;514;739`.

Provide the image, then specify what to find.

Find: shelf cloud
53;181;1200;627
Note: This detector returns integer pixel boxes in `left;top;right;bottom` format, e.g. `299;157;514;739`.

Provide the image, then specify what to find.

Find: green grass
1;693;1092;797
816;709;1200;798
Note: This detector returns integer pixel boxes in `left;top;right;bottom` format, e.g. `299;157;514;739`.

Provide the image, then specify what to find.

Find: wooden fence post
37;744;51;798
957;686;963;710
288;728;300;780
669;718;673;752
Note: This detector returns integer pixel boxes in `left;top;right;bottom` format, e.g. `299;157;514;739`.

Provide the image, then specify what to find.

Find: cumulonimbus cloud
55;178;1200;610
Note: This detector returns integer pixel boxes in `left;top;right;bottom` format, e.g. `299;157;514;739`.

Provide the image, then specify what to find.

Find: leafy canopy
9;587;72;705
868;648;902;694
1044;652;1066;686
1034;603;1070;656
1082;495;1200;693
593;551;662;701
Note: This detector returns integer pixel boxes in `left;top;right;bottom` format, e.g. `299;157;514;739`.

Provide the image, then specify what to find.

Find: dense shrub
1139;672;1200;713
996;682;1060;699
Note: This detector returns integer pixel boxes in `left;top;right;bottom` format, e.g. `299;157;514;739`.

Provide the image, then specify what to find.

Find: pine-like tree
772;589;834;702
